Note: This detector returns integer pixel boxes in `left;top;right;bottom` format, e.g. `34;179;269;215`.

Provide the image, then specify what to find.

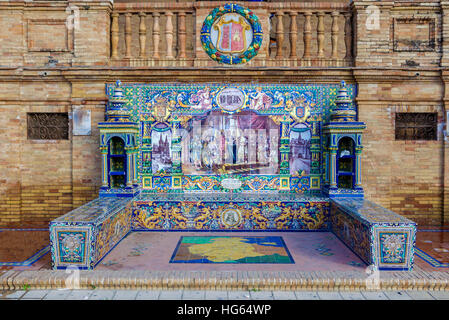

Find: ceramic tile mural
104;82;356;194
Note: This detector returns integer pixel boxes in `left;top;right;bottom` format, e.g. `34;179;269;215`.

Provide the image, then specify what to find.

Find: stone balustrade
111;2;195;67
110;1;353;68
266;5;352;67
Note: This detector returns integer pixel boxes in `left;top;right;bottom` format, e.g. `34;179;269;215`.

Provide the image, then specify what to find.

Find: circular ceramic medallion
200;3;263;65
221;206;242;228
216;87;246;113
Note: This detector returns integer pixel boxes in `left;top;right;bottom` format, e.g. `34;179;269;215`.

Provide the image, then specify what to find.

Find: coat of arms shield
213;13;252;54
150;96;171;123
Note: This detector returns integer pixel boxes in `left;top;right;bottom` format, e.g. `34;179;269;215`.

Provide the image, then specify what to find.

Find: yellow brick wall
0;84;105;226
0;0;448;228
359;80;445;226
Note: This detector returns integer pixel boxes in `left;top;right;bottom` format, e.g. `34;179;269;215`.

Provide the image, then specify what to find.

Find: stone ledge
2;269;449;291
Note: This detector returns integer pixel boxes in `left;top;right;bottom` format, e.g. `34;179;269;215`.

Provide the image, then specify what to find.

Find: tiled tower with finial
323;81;366;198
98;80;140;197
331;80;357;122
106;80;132;122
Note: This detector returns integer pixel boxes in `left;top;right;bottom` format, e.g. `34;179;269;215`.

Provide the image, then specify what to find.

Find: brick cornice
0;66;446;83
352;1;394;10
62;67;355;84
0;0;113;11
353;68;441;83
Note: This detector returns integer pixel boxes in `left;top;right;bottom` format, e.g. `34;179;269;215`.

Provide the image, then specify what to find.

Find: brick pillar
442;73;449;226
71;0;113;66
441;2;449;67
352;0;393;67
443;2;449;225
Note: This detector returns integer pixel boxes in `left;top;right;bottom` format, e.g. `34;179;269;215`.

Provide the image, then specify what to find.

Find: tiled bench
50;197;133;270
132;193;330;231
330;198;416;271
49;194;417;271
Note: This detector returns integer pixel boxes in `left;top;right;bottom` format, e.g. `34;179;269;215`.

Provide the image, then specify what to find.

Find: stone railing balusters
111;12;119;59
152;12;160;60
275;11;284;59
317;12;325;58
331;11;339;59
178;11;187;59
165;12;174;59
139;12;147;58
124;13;132;59
109;3;353;67
344;12;352;60
303;11;312;59
289;12;298;59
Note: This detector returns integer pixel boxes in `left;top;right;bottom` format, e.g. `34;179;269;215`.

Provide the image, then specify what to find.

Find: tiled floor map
170;236;294;264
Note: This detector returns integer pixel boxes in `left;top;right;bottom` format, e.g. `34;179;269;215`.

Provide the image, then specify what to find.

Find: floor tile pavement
113;290;140;300
360;291;389;300
160;290;183;300
404;291;435;300
182;290;206;300
2;290;26;299
339;291;365;300
227;291;251;300
43;289;72;300
249;291;274;300
294;291;320;300
316;291;343;300
205;291;228;300
64;290;94;300
382;291;412;300
428;291;449;300
272;291;296;300
21;290;49;300
89;290;116;300
136;290;161;300
3;289;449;300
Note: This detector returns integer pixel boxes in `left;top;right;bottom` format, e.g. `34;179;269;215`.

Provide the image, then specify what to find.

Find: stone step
1;270;449;291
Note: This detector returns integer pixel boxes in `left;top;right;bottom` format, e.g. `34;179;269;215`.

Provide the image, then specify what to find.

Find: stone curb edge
1;270;449;291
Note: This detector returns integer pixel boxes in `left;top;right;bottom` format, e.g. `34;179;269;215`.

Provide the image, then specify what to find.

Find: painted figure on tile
290;123;311;175
225;117;240;163
185;87;213;110
257;129;270;165
237;135;247;164
249;87;272;110
201;123;221;170
190;136;203;169
268;132;279;169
